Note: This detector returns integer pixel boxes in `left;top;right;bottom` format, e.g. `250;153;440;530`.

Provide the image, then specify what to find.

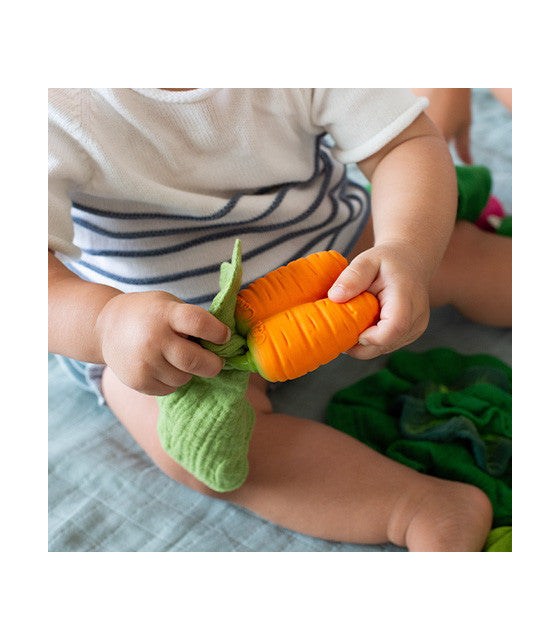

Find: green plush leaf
157;239;256;492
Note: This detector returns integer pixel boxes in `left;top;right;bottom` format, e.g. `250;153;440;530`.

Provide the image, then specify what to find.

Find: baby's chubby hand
95;291;231;396
328;242;430;359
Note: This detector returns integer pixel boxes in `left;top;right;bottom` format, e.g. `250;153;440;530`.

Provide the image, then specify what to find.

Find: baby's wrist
373;239;434;284
94;292;128;364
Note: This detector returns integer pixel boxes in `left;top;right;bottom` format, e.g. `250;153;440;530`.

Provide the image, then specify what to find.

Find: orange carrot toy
231;251;380;382
235;250;348;336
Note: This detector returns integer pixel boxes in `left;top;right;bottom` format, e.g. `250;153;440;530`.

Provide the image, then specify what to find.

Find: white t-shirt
49;88;427;307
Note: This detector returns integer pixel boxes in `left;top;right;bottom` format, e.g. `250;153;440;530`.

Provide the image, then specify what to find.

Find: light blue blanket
48;89;512;551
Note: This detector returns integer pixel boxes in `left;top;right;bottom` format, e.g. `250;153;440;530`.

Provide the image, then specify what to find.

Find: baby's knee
463;483;493;522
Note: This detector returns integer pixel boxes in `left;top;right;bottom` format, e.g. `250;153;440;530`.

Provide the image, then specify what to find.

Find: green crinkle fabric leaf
484;526;512;552
157;240;256;492
455;165;492;222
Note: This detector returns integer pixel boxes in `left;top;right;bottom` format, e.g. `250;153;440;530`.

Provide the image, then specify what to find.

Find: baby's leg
429;221;512;327
101;367;492;551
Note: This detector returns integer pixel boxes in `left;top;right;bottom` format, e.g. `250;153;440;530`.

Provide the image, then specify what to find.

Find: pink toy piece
476;196;505;232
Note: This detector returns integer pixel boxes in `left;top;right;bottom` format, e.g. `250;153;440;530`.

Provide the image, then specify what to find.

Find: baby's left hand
328;242;430;359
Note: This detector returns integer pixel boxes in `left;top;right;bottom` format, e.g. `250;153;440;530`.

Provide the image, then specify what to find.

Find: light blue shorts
53;355;279;405
54;355;106;405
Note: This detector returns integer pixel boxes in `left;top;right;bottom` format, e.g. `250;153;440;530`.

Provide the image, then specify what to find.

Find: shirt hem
131;88;221;103
333;97;429;165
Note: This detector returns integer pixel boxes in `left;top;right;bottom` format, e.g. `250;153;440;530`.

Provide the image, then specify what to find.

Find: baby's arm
48;251;230;395
328;112;457;359
412;88;473;164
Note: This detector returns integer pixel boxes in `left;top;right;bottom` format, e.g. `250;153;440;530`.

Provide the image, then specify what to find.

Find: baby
49;88;511;551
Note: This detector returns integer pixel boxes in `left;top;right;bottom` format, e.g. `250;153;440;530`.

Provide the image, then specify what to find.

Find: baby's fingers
163;337;225;379
347;295;421;360
363;293;412;345
169;302;231;345
328;253;379;303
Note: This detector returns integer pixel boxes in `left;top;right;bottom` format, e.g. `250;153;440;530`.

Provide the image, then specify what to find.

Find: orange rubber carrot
231;291;380;382
230;249;380;381
235;250;348;336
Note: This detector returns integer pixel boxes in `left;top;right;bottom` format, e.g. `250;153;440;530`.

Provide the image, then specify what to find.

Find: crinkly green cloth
484;526;512;552
455;165;492;222
157;240;255;493
326;348;512;530
455;164;512;237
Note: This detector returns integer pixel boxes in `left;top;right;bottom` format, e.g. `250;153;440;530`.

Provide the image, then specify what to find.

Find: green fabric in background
496;216;512;237
455;165;493;222
326;348;512;530
455;164;512;237
484;526;512;551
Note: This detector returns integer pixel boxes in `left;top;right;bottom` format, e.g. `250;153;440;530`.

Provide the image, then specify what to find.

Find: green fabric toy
157;240;256;493
455;165;492;222
326;348;512;536
495;215;512;237
453;164;512;237
484;526;512;552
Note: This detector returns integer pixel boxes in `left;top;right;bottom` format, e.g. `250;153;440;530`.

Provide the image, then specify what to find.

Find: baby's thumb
328;255;378;303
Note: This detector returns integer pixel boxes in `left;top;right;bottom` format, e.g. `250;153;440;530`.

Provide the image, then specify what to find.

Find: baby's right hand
95;291;231;396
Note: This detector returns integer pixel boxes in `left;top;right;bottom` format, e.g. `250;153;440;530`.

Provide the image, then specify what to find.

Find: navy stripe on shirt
68;137;371;304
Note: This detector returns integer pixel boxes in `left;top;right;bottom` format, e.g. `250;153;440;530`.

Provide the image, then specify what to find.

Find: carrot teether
245;293;379;381
232;251;380;382
235;250;347;336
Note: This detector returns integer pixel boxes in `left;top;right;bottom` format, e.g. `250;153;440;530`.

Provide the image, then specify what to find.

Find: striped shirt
49;88;427;307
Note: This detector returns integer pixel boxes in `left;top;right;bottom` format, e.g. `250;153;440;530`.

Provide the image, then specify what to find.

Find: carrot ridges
234;249;380;382
247;292;380;382
235;250;347;336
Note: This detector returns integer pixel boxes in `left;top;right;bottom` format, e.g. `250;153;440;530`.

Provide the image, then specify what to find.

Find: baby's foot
393;478;493;552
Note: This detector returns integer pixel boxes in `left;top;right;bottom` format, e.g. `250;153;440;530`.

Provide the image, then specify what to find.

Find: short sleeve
48;89;91;260
310;89;429;164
